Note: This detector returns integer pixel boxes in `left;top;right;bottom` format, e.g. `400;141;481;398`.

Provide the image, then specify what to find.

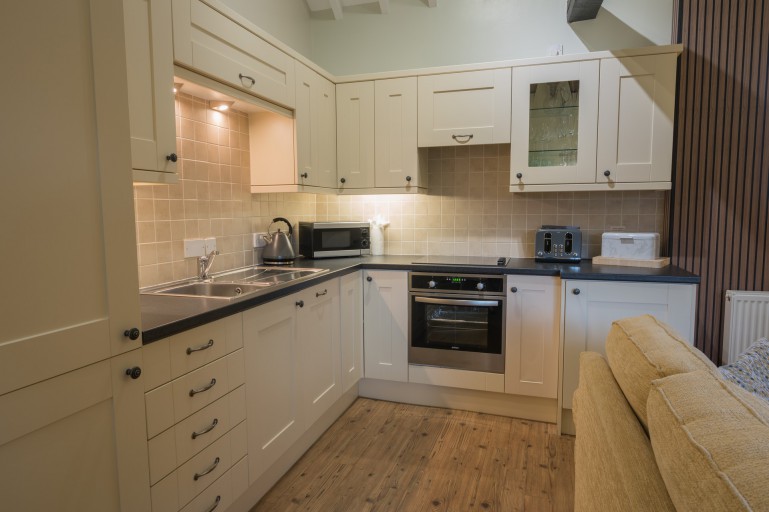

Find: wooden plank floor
251;398;575;512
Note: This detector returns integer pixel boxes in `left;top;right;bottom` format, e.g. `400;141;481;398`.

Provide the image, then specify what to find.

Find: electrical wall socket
183;239;206;258
203;237;217;253
252;233;268;248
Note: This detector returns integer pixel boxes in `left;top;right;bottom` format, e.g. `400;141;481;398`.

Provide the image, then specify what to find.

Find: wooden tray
592;256;670;268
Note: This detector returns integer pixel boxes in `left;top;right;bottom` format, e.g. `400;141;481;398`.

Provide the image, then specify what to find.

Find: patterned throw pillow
719;338;769;403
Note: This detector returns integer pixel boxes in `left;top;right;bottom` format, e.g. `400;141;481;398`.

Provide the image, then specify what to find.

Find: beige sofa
573;315;769;511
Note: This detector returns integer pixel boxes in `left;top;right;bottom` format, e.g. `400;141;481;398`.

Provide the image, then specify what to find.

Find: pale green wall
220;0;313;56
224;0;674;76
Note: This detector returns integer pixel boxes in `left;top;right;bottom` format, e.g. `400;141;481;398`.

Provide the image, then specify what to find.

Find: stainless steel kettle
262;217;295;265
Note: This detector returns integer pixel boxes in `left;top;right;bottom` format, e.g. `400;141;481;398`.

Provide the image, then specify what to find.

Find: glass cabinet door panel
511;61;599;186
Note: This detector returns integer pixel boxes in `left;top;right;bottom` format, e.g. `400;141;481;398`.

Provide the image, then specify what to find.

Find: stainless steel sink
142;266;329;300
149;282;272;300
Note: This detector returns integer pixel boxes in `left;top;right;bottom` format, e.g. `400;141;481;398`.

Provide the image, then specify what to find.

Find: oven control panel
409;273;504;295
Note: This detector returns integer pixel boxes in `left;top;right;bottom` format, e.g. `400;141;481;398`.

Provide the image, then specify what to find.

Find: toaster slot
565;233;573;254
544;233;552;254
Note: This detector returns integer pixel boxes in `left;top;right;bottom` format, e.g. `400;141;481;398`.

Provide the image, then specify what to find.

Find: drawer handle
191;418;219;440
189;378;217;397
193;456;220;481
451;134;473;144
238;73;255;87
205;496;221;512
316;289;328;297
186;339;215;355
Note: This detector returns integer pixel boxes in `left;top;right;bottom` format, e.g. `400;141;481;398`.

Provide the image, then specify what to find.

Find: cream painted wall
220;0;312;56
307;0;674;75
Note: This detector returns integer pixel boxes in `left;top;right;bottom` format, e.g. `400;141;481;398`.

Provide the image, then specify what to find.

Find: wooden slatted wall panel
671;0;769;362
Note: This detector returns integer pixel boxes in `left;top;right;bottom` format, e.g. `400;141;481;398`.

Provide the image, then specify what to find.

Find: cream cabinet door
505;276;560;399
418;69;511;147
340;272;364;391
243;295;303;483
296;62;338;189
363;270;409;382
337;81;375;189
0;350;149;512
597;54;677;185
124;0;178;182
510;60;599;186
172;0;296;108
296;280;342;428
1;0;142;394
375;77;426;189
561;280;697;410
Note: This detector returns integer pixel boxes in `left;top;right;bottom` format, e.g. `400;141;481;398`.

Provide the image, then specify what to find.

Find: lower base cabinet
243;277;343;484
340;271;364;392
363;270;409;382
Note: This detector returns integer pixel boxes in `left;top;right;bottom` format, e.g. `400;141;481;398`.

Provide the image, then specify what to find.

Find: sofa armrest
573;352;674;512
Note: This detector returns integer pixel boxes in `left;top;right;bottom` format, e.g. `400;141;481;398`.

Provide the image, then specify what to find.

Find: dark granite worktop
140;255;699;344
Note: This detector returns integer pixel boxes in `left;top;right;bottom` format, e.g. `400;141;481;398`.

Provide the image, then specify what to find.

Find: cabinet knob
340;177;346;184
604;170;611;177
166;153;178;163
123;328;140;341
295;300;304;308
516;172;523;180
406;175;412;182
300;172;308;179
573;288;581;295
366;276;373;282
510;286;518;293
125;367;142;380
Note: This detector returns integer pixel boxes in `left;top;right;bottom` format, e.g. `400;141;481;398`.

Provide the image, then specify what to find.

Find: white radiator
722;290;769;364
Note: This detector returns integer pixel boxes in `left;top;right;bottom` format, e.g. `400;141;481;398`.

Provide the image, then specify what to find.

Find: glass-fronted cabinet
510;61;599;186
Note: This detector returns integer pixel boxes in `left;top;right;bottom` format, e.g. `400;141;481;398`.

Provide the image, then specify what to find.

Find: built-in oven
408;272;505;374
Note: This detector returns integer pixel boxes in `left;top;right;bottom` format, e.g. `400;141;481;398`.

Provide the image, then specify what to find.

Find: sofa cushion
648;370;769;512
719;337;769;402
605;314;717;428
573;352;675;512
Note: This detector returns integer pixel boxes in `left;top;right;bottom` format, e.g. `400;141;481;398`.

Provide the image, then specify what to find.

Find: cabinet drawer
148;386;246;485
172;0;296;108
169;315;243;380
146;350;245;437
179;456;249;512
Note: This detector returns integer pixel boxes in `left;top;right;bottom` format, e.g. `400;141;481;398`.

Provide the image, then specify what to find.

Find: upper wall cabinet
336;77;427;193
171;0;296;109
510;60;599;187
596;54;677;185
124;0;178;183
418;69;511;147
295;62;337;190
510;48;680;192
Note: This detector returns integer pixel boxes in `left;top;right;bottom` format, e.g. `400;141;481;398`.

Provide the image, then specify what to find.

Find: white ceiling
305;0;437;20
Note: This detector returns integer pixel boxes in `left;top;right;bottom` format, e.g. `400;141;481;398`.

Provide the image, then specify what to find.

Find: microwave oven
298;222;370;259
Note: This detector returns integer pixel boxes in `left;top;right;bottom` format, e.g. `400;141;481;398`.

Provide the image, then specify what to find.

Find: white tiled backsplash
134;95;667;288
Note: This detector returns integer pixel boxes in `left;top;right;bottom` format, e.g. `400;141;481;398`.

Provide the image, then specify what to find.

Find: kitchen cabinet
596;54;677;185
243;278;342;483
363;270;409;382
124;0;178;183
510;48;680;192
337;82;375;189
560;280;696;432
1;1;149;509
171;0;295;108
295;62;338;190
510;60;599;187
418;69;511;147
505;276;560;399
340;272;364;392
336;77;427;193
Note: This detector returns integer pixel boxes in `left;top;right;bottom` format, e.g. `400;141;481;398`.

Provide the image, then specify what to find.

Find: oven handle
414;296;500;308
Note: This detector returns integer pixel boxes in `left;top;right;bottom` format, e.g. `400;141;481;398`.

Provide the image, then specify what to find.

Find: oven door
409;294;505;373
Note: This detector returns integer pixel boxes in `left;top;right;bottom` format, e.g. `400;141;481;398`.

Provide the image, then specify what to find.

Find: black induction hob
410;256;510;267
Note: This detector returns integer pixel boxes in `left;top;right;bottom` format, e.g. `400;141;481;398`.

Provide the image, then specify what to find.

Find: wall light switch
184;238;206;258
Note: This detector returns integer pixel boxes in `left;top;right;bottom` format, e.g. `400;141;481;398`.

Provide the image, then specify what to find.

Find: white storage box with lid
601;232;660;260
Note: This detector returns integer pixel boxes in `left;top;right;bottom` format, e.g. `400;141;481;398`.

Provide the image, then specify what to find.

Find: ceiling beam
566;0;603;22
378;0;389;14
329;0;343;20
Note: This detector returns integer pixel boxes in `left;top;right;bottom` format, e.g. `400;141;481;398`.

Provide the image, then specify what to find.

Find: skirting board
561;408;576;436
592;256;670;268
359;378;557;424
